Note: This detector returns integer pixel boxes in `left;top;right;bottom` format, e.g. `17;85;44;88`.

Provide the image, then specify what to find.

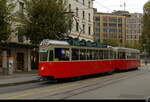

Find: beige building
67;0;95;41
94;12;126;46
126;13;143;46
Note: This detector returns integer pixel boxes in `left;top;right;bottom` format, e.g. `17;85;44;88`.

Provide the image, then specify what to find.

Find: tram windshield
39;50;48;62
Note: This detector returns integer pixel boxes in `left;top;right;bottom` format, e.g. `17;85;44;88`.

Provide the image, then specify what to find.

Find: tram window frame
120;52;126;59
39;51;48;62
87;49;91;60
72;48;79;61
98;50;103;60
48;50;54;61
95;50;99;60
54;48;70;61
80;49;87;60
103;50;109;59
89;49;93;60
109;50;113;59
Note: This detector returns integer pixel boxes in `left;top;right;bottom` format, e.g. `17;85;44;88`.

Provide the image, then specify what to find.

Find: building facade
0;1;36;75
126;13;143;47
67;0;94;42
94;12;126;46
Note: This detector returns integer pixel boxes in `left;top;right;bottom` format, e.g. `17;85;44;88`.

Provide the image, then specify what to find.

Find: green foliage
124;42;141;50
17;0;73;44
0;0;15;42
141;1;150;53
103;39;119;47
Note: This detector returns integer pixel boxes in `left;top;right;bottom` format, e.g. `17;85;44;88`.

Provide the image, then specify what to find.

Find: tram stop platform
0;70;39;87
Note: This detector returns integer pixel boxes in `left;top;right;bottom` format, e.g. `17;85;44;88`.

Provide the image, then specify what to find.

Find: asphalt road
0;67;150;100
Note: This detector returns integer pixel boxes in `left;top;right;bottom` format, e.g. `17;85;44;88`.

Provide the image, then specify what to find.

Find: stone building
67;0;95;42
0;1;37;75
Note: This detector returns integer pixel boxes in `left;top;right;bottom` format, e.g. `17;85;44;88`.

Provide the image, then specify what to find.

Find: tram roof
40;39;111;50
40;39;70;46
112;47;140;53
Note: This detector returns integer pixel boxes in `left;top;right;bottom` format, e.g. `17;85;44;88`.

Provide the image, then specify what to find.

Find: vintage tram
38;40;140;80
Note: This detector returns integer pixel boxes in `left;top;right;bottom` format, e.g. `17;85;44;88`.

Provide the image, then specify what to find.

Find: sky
93;0;149;13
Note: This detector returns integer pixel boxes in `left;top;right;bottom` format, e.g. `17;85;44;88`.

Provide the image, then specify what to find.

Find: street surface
0;67;150;100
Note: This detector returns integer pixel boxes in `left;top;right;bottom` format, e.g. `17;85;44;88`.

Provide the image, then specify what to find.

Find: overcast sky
93;0;149;13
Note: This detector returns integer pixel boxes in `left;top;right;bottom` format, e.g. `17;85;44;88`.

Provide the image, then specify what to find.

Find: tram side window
93;50;98;60
72;49;79;61
104;50;109;59
95;50;99;60
49;50;53;61
89;50;93;60
55;48;70;61
110;50;114;59
113;52;117;59
120;52;126;59
87;50;91;60
80;49;86;60
99;50;103;59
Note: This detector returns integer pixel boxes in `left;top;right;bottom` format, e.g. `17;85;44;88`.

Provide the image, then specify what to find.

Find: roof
112;47;140;53
40;39;70;47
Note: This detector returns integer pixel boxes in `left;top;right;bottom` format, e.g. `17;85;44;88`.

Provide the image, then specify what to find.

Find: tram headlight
41;67;45;71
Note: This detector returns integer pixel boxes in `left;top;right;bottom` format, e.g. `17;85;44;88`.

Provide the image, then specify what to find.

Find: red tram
38;40;140;80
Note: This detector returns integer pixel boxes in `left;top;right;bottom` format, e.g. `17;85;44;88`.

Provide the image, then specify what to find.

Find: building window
83;11;85;20
76;22;79;32
88;13;91;22
69;4;71;12
83;24;85;33
88;1;91;8
76;7;78;17
95;17;100;21
83;0;85;5
96;28;100;32
89;26;91;35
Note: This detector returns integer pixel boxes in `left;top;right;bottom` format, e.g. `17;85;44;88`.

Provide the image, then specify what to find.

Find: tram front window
39;51;48;62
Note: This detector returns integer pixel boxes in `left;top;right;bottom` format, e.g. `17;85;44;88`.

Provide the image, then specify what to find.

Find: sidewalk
140;63;150;67
0;70;40;87
0;64;149;87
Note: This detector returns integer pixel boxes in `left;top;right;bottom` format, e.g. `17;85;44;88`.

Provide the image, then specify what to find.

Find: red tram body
38;40;140;80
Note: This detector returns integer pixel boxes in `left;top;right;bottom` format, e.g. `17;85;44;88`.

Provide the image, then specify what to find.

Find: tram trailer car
38;40;140;80
113;47;140;71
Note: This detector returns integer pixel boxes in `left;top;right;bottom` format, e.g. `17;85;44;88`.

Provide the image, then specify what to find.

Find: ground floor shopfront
0;42;38;75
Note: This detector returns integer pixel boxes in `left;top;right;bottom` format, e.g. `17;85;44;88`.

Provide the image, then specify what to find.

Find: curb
0;80;40;87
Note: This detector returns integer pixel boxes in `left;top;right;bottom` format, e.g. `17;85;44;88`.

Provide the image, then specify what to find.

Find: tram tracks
1;68;148;99
38;69;148;99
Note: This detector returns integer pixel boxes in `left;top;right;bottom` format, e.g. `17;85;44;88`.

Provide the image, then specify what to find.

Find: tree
124;42;141;50
16;0;73;44
103;39;119;47
0;0;15;42
141;1;150;53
